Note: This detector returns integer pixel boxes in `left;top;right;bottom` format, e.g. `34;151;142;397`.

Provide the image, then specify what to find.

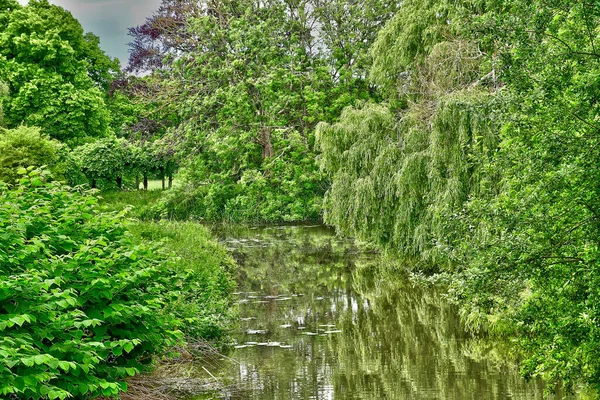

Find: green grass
139;179;179;191
129;221;237;340
98;179;181;219
98;190;164;219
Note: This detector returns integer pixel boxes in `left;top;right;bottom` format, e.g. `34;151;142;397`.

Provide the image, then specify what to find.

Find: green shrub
0;126;68;185
71;138;132;189
151;180;322;223
0;168;182;399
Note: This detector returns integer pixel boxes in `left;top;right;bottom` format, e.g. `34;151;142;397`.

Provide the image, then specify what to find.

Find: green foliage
451;0;600;393
129;139;177;187
0;0;118;145
127;0;398;222
317;0;497;268
317;92;499;270
155;150;324;222
370;0;456;103
71;137;178;190
72;137;131;188
0;80;7;125
319;0;600;394
161;1;332;221
0;169;183;398
128;222;235;340
0;126;70;184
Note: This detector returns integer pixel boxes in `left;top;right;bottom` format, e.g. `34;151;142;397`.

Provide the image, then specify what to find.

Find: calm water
195;225;559;400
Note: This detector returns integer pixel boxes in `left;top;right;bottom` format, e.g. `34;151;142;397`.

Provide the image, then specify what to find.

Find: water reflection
198;225;558;399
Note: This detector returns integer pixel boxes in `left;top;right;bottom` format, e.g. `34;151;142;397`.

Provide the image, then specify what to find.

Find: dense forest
1;0;600;398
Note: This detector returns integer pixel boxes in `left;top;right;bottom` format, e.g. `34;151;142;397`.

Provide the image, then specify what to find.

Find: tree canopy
122;0;398;221
318;0;600;393
0;0;118;145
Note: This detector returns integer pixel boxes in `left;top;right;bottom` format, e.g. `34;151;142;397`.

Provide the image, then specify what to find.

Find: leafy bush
150;171;323;223
0;168;183;399
71;138;178;191
0;126;69;185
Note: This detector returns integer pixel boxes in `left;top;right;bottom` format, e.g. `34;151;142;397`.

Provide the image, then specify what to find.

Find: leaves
0;0;117;144
319;0;600;393
0;169;186;398
0;126;68;185
124;0;398;222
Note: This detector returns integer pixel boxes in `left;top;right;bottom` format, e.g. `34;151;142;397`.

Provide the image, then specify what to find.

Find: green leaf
123;342;135;353
20;357;34;367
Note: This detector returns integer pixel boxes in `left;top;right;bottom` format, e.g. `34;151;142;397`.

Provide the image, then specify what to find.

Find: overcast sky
16;0;162;68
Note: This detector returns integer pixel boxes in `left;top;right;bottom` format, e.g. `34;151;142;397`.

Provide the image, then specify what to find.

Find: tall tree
125;0;398;221
317;0;495;267
453;0;600;392
319;0;600;393
0;0;119;145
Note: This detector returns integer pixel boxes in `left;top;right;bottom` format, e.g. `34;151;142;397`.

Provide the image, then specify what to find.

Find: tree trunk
162;176;166;190
143;175;148;190
168;175;173;189
135;176;140;190
116;176;123;189
261;128;274;159
91;179;96;189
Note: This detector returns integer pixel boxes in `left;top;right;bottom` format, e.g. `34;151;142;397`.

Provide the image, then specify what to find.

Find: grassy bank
100;188;237;339
128;221;237;341
98;190;163;219
0;171;236;399
102;196;239;398
99;189;237;340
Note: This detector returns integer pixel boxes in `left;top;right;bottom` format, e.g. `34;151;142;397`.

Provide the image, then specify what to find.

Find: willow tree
317;0;500;270
320;0;600;393
449;0;600;393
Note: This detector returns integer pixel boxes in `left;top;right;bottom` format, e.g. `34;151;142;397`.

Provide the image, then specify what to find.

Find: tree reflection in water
196;225;567;400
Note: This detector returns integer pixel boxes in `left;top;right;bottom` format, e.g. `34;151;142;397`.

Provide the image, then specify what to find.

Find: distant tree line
0;0;179;191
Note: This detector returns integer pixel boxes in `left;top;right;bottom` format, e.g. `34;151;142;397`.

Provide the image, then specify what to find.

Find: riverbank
96;220;238;400
96;191;584;399
97;185;323;224
128;221;237;341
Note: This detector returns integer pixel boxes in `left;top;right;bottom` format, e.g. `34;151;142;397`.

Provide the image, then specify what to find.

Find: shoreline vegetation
2;0;600;398
0;170;236;399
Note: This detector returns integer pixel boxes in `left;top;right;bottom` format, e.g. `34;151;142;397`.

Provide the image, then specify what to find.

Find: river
193;224;565;399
